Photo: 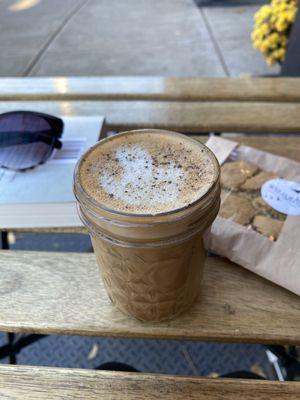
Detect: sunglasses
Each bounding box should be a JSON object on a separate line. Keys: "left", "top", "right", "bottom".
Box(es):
{"left": 0, "top": 111, "right": 64, "bottom": 171}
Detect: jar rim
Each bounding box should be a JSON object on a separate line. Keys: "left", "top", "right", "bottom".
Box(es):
{"left": 74, "top": 129, "right": 220, "bottom": 220}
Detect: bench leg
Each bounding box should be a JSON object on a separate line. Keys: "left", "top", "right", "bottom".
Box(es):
{"left": 1, "top": 232, "right": 15, "bottom": 363}
{"left": 7, "top": 333, "right": 16, "bottom": 364}
{"left": 0, "top": 334, "right": 47, "bottom": 364}
{"left": 1, "top": 232, "right": 9, "bottom": 250}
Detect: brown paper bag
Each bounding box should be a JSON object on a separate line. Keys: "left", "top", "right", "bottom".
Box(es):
{"left": 205, "top": 136, "right": 300, "bottom": 295}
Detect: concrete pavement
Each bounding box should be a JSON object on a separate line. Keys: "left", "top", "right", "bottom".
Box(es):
{"left": 202, "top": 6, "right": 279, "bottom": 76}
{"left": 0, "top": 0, "right": 278, "bottom": 77}
{"left": 0, "top": 0, "right": 86, "bottom": 76}
{"left": 29, "top": 0, "right": 225, "bottom": 77}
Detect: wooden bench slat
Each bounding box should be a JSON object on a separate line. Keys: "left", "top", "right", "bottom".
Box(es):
{"left": 223, "top": 136, "right": 300, "bottom": 162}
{"left": 0, "top": 250, "right": 299, "bottom": 344}
{"left": 1, "top": 365, "right": 299, "bottom": 400}
{"left": 0, "top": 100, "right": 300, "bottom": 133}
{"left": 1, "top": 77, "right": 300, "bottom": 102}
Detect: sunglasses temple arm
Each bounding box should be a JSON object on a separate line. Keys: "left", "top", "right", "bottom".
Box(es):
{"left": 53, "top": 138, "right": 63, "bottom": 149}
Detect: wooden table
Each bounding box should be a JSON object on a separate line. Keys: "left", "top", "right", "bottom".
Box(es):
{"left": 0, "top": 77, "right": 300, "bottom": 399}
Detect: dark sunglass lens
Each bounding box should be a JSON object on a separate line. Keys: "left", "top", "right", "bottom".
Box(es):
{"left": 0, "top": 113, "right": 50, "bottom": 134}
{"left": 0, "top": 113, "right": 54, "bottom": 170}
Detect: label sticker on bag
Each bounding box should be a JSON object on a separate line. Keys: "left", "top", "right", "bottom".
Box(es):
{"left": 261, "top": 179, "right": 300, "bottom": 215}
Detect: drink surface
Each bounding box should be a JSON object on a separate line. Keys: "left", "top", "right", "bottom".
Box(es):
{"left": 79, "top": 130, "right": 218, "bottom": 215}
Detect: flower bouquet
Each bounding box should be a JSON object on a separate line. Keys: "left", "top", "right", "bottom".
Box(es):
{"left": 251, "top": 0, "right": 298, "bottom": 65}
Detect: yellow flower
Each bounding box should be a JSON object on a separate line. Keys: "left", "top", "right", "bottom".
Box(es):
{"left": 251, "top": 30, "right": 261, "bottom": 41}
{"left": 259, "top": 5, "right": 272, "bottom": 19}
{"left": 266, "top": 56, "right": 275, "bottom": 66}
{"left": 270, "top": 14, "right": 278, "bottom": 24}
{"left": 260, "top": 39, "right": 271, "bottom": 52}
{"left": 286, "top": 10, "right": 297, "bottom": 23}
{"left": 253, "top": 41, "right": 259, "bottom": 50}
{"left": 271, "top": 0, "right": 282, "bottom": 5}
{"left": 275, "top": 18, "right": 288, "bottom": 31}
{"left": 268, "top": 32, "right": 280, "bottom": 48}
{"left": 273, "top": 47, "right": 286, "bottom": 61}
{"left": 279, "top": 51, "right": 286, "bottom": 62}
{"left": 276, "top": 4, "right": 288, "bottom": 12}
{"left": 260, "top": 22, "right": 271, "bottom": 35}
{"left": 275, "top": 35, "right": 287, "bottom": 47}
{"left": 251, "top": 0, "right": 297, "bottom": 66}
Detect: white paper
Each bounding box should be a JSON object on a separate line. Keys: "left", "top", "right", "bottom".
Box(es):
{"left": 261, "top": 178, "right": 300, "bottom": 215}
{"left": 48, "top": 137, "right": 87, "bottom": 164}
{"left": 205, "top": 135, "right": 238, "bottom": 165}
{"left": 0, "top": 116, "right": 102, "bottom": 204}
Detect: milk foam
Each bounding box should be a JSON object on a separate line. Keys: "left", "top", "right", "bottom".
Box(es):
{"left": 79, "top": 130, "right": 218, "bottom": 214}
{"left": 100, "top": 145, "right": 185, "bottom": 206}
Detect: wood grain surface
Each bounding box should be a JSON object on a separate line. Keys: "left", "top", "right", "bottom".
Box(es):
{"left": 1, "top": 77, "right": 300, "bottom": 102}
{"left": 0, "top": 365, "right": 299, "bottom": 399}
{"left": 0, "top": 250, "right": 299, "bottom": 344}
{"left": 0, "top": 100, "right": 300, "bottom": 133}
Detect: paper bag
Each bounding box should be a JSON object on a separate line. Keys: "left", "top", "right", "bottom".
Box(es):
{"left": 205, "top": 136, "right": 300, "bottom": 295}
